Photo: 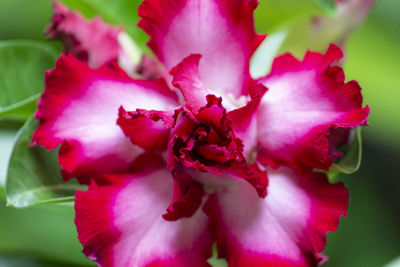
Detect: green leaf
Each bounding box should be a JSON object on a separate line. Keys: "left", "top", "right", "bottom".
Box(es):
{"left": 0, "top": 200, "right": 94, "bottom": 266}
{"left": 332, "top": 127, "right": 363, "bottom": 173}
{"left": 315, "top": 0, "right": 336, "bottom": 14}
{"left": 5, "top": 117, "right": 86, "bottom": 208}
{"left": 0, "top": 0, "right": 53, "bottom": 41}
{"left": 327, "top": 127, "right": 363, "bottom": 181}
{"left": 0, "top": 94, "right": 40, "bottom": 121}
{"left": 60, "top": 0, "right": 148, "bottom": 50}
{"left": 0, "top": 40, "right": 59, "bottom": 121}
{"left": 384, "top": 256, "right": 400, "bottom": 267}
{"left": 0, "top": 255, "right": 88, "bottom": 267}
{"left": 0, "top": 129, "right": 18, "bottom": 188}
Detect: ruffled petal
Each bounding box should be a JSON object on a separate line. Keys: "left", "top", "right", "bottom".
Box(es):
{"left": 75, "top": 154, "right": 212, "bottom": 267}
{"left": 32, "top": 54, "right": 178, "bottom": 183}
{"left": 257, "top": 44, "right": 369, "bottom": 174}
{"left": 47, "top": 1, "right": 122, "bottom": 68}
{"left": 138, "top": 0, "right": 265, "bottom": 97}
{"left": 228, "top": 84, "right": 267, "bottom": 157}
{"left": 162, "top": 94, "right": 268, "bottom": 220}
{"left": 170, "top": 54, "right": 210, "bottom": 112}
{"left": 117, "top": 107, "right": 175, "bottom": 151}
{"left": 204, "top": 166, "right": 348, "bottom": 266}
{"left": 167, "top": 96, "right": 241, "bottom": 176}
{"left": 171, "top": 54, "right": 267, "bottom": 157}
{"left": 162, "top": 172, "right": 205, "bottom": 221}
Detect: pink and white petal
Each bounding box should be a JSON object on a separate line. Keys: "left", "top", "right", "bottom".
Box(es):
{"left": 75, "top": 164, "right": 212, "bottom": 267}
{"left": 204, "top": 167, "right": 348, "bottom": 266}
{"left": 170, "top": 54, "right": 210, "bottom": 112}
{"left": 138, "top": 0, "right": 265, "bottom": 97}
{"left": 257, "top": 44, "right": 369, "bottom": 173}
{"left": 47, "top": 2, "right": 122, "bottom": 68}
{"left": 32, "top": 54, "right": 178, "bottom": 183}
{"left": 186, "top": 160, "right": 268, "bottom": 200}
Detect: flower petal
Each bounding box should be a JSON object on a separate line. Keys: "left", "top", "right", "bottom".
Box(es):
{"left": 47, "top": 1, "right": 122, "bottom": 68}
{"left": 75, "top": 155, "right": 212, "bottom": 267}
{"left": 257, "top": 44, "right": 369, "bottom": 174}
{"left": 167, "top": 95, "right": 268, "bottom": 207}
{"left": 162, "top": 172, "right": 205, "bottom": 221}
{"left": 171, "top": 54, "right": 267, "bottom": 158}
{"left": 170, "top": 54, "right": 210, "bottom": 112}
{"left": 32, "top": 54, "right": 178, "bottom": 183}
{"left": 204, "top": 166, "right": 348, "bottom": 266}
{"left": 228, "top": 84, "right": 267, "bottom": 157}
{"left": 138, "top": 0, "right": 265, "bottom": 97}
{"left": 117, "top": 107, "right": 175, "bottom": 151}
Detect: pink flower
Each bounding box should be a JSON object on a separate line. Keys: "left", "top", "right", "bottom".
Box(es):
{"left": 46, "top": 1, "right": 123, "bottom": 68}
{"left": 32, "top": 0, "right": 369, "bottom": 266}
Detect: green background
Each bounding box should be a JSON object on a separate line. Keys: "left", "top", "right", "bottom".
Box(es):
{"left": 0, "top": 0, "right": 399, "bottom": 266}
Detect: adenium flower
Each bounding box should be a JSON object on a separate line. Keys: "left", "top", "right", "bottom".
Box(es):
{"left": 47, "top": 1, "right": 164, "bottom": 79}
{"left": 46, "top": 1, "right": 123, "bottom": 68}
{"left": 32, "top": 0, "right": 369, "bottom": 266}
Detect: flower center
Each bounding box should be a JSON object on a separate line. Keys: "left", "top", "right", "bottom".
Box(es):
{"left": 175, "top": 123, "right": 241, "bottom": 171}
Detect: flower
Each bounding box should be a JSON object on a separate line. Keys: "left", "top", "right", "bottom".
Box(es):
{"left": 32, "top": 0, "right": 369, "bottom": 266}
{"left": 46, "top": 1, "right": 123, "bottom": 68}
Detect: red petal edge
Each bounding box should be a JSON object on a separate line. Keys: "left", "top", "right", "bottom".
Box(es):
{"left": 32, "top": 54, "right": 177, "bottom": 184}
{"left": 75, "top": 153, "right": 213, "bottom": 267}
{"left": 257, "top": 44, "right": 369, "bottom": 174}
{"left": 204, "top": 167, "right": 348, "bottom": 266}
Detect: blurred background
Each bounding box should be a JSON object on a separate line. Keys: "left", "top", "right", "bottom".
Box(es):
{"left": 0, "top": 0, "right": 399, "bottom": 266}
